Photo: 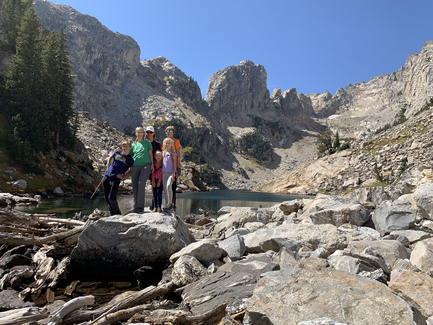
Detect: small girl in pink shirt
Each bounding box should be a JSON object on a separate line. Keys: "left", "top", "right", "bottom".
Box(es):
{"left": 151, "top": 151, "right": 163, "bottom": 212}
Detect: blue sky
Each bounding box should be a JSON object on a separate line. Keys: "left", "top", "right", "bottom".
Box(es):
{"left": 51, "top": 0, "right": 432, "bottom": 98}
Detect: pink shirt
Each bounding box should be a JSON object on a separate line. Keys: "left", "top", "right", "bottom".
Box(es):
{"left": 151, "top": 161, "right": 163, "bottom": 182}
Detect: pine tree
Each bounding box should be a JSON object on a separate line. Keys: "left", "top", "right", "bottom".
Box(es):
{"left": 42, "top": 28, "right": 76, "bottom": 149}
{"left": 333, "top": 131, "right": 340, "bottom": 150}
{"left": 4, "top": 3, "right": 48, "bottom": 152}
{"left": 316, "top": 130, "right": 334, "bottom": 157}
{"left": 0, "top": 0, "right": 31, "bottom": 53}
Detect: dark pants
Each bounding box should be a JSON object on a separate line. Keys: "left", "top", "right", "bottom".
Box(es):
{"left": 102, "top": 175, "right": 121, "bottom": 215}
{"left": 152, "top": 184, "right": 163, "bottom": 208}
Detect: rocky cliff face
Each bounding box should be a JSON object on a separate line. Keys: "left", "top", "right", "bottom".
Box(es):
{"left": 259, "top": 107, "right": 433, "bottom": 196}
{"left": 32, "top": 0, "right": 433, "bottom": 192}
{"left": 308, "top": 41, "right": 433, "bottom": 138}
{"left": 32, "top": 0, "right": 322, "bottom": 190}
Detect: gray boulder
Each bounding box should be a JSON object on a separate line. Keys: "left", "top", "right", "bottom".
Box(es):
{"left": 69, "top": 213, "right": 195, "bottom": 278}
{"left": 244, "top": 258, "right": 420, "bottom": 325}
{"left": 327, "top": 254, "right": 377, "bottom": 275}
{"left": 171, "top": 255, "right": 207, "bottom": 287}
{"left": 182, "top": 270, "right": 257, "bottom": 316}
{"left": 307, "top": 203, "right": 370, "bottom": 227}
{"left": 297, "top": 318, "right": 347, "bottom": 325}
{"left": 413, "top": 183, "right": 433, "bottom": 220}
{"left": 217, "top": 234, "right": 246, "bottom": 261}
{"left": 12, "top": 179, "right": 27, "bottom": 190}
{"left": 242, "top": 223, "right": 348, "bottom": 254}
{"left": 344, "top": 186, "right": 390, "bottom": 206}
{"left": 212, "top": 207, "right": 273, "bottom": 237}
{"left": 391, "top": 229, "right": 432, "bottom": 244}
{"left": 169, "top": 239, "right": 225, "bottom": 266}
{"left": 279, "top": 200, "right": 303, "bottom": 213}
{"left": 410, "top": 238, "right": 433, "bottom": 275}
{"left": 219, "top": 254, "right": 279, "bottom": 280}
{"left": 347, "top": 240, "right": 410, "bottom": 269}
{"left": 372, "top": 199, "right": 416, "bottom": 235}
{"left": 53, "top": 187, "right": 64, "bottom": 194}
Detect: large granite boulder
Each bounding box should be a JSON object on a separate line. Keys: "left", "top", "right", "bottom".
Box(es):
{"left": 307, "top": 203, "right": 370, "bottom": 227}
{"left": 217, "top": 234, "right": 246, "bottom": 261}
{"left": 244, "top": 259, "right": 421, "bottom": 325}
{"left": 389, "top": 269, "right": 433, "bottom": 319}
{"left": 371, "top": 198, "right": 417, "bottom": 235}
{"left": 182, "top": 270, "right": 257, "bottom": 316}
{"left": 171, "top": 255, "right": 207, "bottom": 287}
{"left": 344, "top": 186, "right": 390, "bottom": 206}
{"left": 347, "top": 240, "right": 410, "bottom": 268}
{"left": 169, "top": 239, "right": 225, "bottom": 266}
{"left": 413, "top": 183, "right": 433, "bottom": 220}
{"left": 69, "top": 213, "right": 195, "bottom": 279}
{"left": 242, "top": 223, "right": 348, "bottom": 254}
{"left": 212, "top": 207, "right": 274, "bottom": 237}
{"left": 410, "top": 238, "right": 433, "bottom": 275}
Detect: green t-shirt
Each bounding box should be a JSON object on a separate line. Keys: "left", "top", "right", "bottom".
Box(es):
{"left": 130, "top": 140, "right": 152, "bottom": 165}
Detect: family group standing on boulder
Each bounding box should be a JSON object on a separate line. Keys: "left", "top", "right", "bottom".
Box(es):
{"left": 102, "top": 125, "right": 182, "bottom": 215}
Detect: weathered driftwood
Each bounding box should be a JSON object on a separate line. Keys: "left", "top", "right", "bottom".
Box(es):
{"left": 19, "top": 248, "right": 70, "bottom": 300}
{"left": 130, "top": 302, "right": 229, "bottom": 325}
{"left": 36, "top": 216, "right": 85, "bottom": 227}
{"left": 64, "top": 279, "right": 80, "bottom": 296}
{"left": 47, "top": 295, "right": 95, "bottom": 325}
{"left": 0, "top": 307, "right": 49, "bottom": 325}
{"left": 88, "top": 300, "right": 173, "bottom": 325}
{"left": 0, "top": 219, "right": 90, "bottom": 247}
{"left": 19, "top": 253, "right": 55, "bottom": 299}
{"left": 47, "top": 256, "right": 70, "bottom": 288}
{"left": 0, "top": 224, "right": 51, "bottom": 235}
{"left": 0, "top": 209, "right": 71, "bottom": 229}
{"left": 0, "top": 266, "right": 33, "bottom": 290}
{"left": 61, "top": 281, "right": 173, "bottom": 325}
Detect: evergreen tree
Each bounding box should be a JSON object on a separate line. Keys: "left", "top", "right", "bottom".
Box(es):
{"left": 42, "top": 28, "right": 76, "bottom": 149}
{"left": 333, "top": 131, "right": 340, "bottom": 150}
{"left": 316, "top": 130, "right": 334, "bottom": 157}
{"left": 0, "top": 0, "right": 31, "bottom": 53}
{"left": 4, "top": 3, "right": 48, "bottom": 152}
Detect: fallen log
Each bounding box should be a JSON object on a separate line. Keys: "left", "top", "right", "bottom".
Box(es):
{"left": 129, "top": 302, "right": 228, "bottom": 325}
{"left": 0, "top": 219, "right": 91, "bottom": 247}
{"left": 88, "top": 300, "right": 173, "bottom": 325}
{"left": 0, "top": 266, "right": 34, "bottom": 290}
{"left": 47, "top": 256, "right": 71, "bottom": 288}
{"left": 47, "top": 295, "right": 95, "bottom": 325}
{"left": 0, "top": 307, "right": 49, "bottom": 325}
{"left": 19, "top": 247, "right": 70, "bottom": 300}
{"left": 61, "top": 281, "right": 173, "bottom": 325}
{"left": 35, "top": 216, "right": 85, "bottom": 227}
{"left": 0, "top": 224, "right": 51, "bottom": 235}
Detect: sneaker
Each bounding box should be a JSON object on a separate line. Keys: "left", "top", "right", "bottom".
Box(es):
{"left": 157, "top": 207, "right": 161, "bottom": 212}
{"left": 152, "top": 207, "right": 157, "bottom": 212}
{"left": 164, "top": 204, "right": 173, "bottom": 212}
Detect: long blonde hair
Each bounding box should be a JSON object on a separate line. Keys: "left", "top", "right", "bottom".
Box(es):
{"left": 134, "top": 126, "right": 145, "bottom": 143}
{"left": 163, "top": 138, "right": 175, "bottom": 156}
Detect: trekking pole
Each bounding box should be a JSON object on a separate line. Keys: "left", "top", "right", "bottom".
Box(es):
{"left": 90, "top": 177, "right": 103, "bottom": 199}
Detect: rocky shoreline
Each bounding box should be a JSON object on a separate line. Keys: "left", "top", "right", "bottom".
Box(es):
{"left": 1, "top": 175, "right": 433, "bottom": 324}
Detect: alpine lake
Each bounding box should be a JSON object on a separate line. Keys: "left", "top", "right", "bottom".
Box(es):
{"left": 15, "top": 189, "right": 306, "bottom": 219}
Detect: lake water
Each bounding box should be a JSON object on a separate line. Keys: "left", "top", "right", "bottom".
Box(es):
{"left": 16, "top": 189, "right": 306, "bottom": 218}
